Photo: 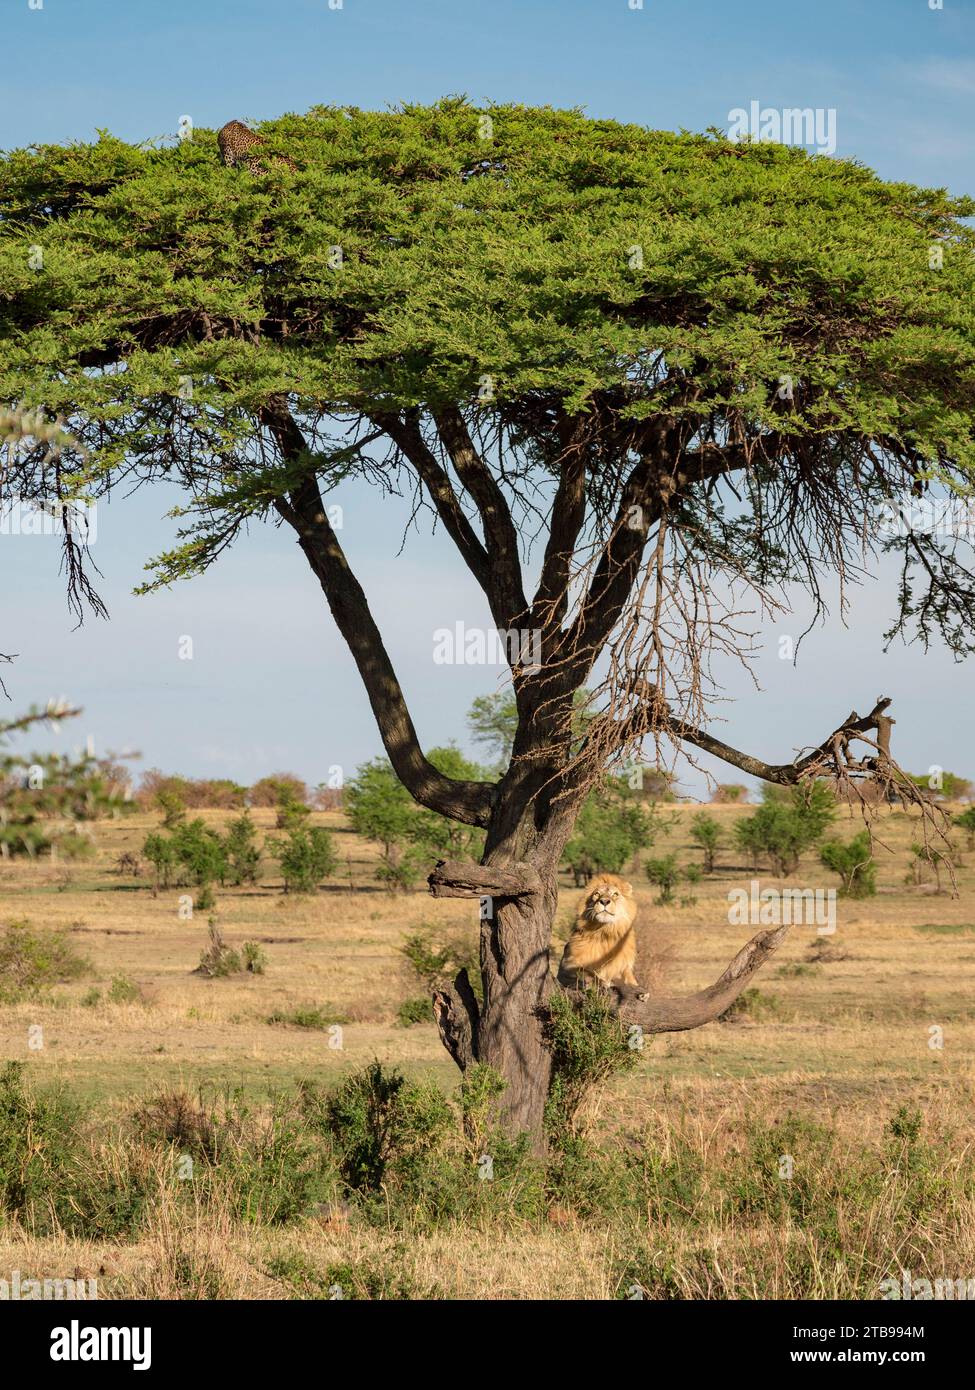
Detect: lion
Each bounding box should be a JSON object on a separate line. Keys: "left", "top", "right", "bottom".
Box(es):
{"left": 557, "top": 873, "right": 639, "bottom": 990}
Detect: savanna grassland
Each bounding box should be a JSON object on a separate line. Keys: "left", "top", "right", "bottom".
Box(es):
{"left": 1, "top": 800, "right": 974, "bottom": 1300}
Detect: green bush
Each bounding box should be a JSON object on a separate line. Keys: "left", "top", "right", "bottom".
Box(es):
{"left": 242, "top": 941, "right": 267, "bottom": 975}
{"left": 954, "top": 805, "right": 975, "bottom": 849}
{"left": 544, "top": 987, "right": 638, "bottom": 1142}
{"left": 689, "top": 811, "right": 723, "bottom": 871}
{"left": 315, "top": 1061, "right": 452, "bottom": 1193}
{"left": 396, "top": 996, "right": 432, "bottom": 1027}
{"left": 274, "top": 787, "right": 311, "bottom": 831}
{"left": 645, "top": 853, "right": 680, "bottom": 904}
{"left": 735, "top": 782, "right": 836, "bottom": 875}
{"left": 819, "top": 830, "right": 877, "bottom": 897}
{"left": 266, "top": 1005, "right": 344, "bottom": 1030}
{"left": 108, "top": 974, "right": 141, "bottom": 1004}
{"left": 0, "top": 920, "right": 90, "bottom": 998}
{"left": 156, "top": 788, "right": 187, "bottom": 829}
{"left": 268, "top": 826, "right": 336, "bottom": 893}
{"left": 225, "top": 813, "right": 261, "bottom": 885}
{"left": 142, "top": 818, "right": 228, "bottom": 894}
{"left": 142, "top": 830, "right": 178, "bottom": 887}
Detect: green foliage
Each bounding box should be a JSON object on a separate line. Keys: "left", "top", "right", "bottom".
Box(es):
{"left": 735, "top": 782, "right": 836, "bottom": 875}
{"left": 196, "top": 920, "right": 243, "bottom": 977}
{"left": 396, "top": 997, "right": 432, "bottom": 1028}
{"left": 0, "top": 713, "right": 133, "bottom": 860}
{"left": 241, "top": 941, "right": 267, "bottom": 975}
{"left": 224, "top": 813, "right": 261, "bottom": 885}
{"left": 142, "top": 817, "right": 228, "bottom": 892}
{"left": 268, "top": 825, "right": 336, "bottom": 893}
{"left": 466, "top": 692, "right": 518, "bottom": 772}
{"left": 346, "top": 751, "right": 486, "bottom": 891}
{"left": 954, "top": 805, "right": 975, "bottom": 849}
{"left": 644, "top": 853, "right": 681, "bottom": 904}
{"left": 174, "top": 819, "right": 229, "bottom": 886}
{"left": 411, "top": 746, "right": 489, "bottom": 859}
{"left": 563, "top": 776, "right": 659, "bottom": 884}
{"left": 544, "top": 987, "right": 639, "bottom": 1142}
{"left": 141, "top": 831, "right": 177, "bottom": 887}
{"left": 3, "top": 106, "right": 974, "bottom": 656}
{"left": 345, "top": 758, "right": 418, "bottom": 866}
{"left": 0, "top": 920, "right": 90, "bottom": 999}
{"left": 155, "top": 788, "right": 187, "bottom": 829}
{"left": 400, "top": 927, "right": 480, "bottom": 1002}
{"left": 274, "top": 786, "right": 311, "bottom": 830}
{"left": 819, "top": 830, "right": 877, "bottom": 897}
{"left": 107, "top": 974, "right": 141, "bottom": 1005}
{"left": 689, "top": 811, "right": 723, "bottom": 871}
{"left": 0, "top": 1063, "right": 155, "bottom": 1239}
{"left": 316, "top": 1062, "right": 452, "bottom": 1193}
{"left": 266, "top": 1005, "right": 344, "bottom": 1030}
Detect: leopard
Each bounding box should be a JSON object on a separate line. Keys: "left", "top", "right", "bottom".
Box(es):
{"left": 217, "top": 120, "right": 296, "bottom": 174}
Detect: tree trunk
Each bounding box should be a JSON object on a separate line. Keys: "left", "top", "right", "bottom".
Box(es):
{"left": 476, "top": 873, "right": 558, "bottom": 1143}
{"left": 458, "top": 754, "right": 580, "bottom": 1147}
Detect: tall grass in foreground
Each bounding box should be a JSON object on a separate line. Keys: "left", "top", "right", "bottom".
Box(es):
{"left": 1, "top": 1061, "right": 973, "bottom": 1299}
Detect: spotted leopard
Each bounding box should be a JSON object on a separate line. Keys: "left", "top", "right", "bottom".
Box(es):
{"left": 217, "top": 120, "right": 296, "bottom": 174}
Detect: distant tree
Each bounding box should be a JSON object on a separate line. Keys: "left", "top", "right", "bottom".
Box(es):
{"left": 248, "top": 774, "right": 309, "bottom": 809}
{"left": 0, "top": 701, "right": 131, "bottom": 860}
{"left": 346, "top": 748, "right": 487, "bottom": 890}
{"left": 344, "top": 757, "right": 424, "bottom": 889}
{"left": 274, "top": 785, "right": 311, "bottom": 830}
{"left": 467, "top": 692, "right": 519, "bottom": 773}
{"left": 689, "top": 811, "right": 723, "bottom": 872}
{"left": 735, "top": 782, "right": 836, "bottom": 877}
{"left": 908, "top": 770, "right": 971, "bottom": 802}
{"left": 268, "top": 825, "right": 337, "bottom": 893}
{"left": 819, "top": 831, "right": 877, "bottom": 897}
{"left": 141, "top": 818, "right": 228, "bottom": 905}
{"left": 562, "top": 777, "right": 658, "bottom": 885}
{"left": 138, "top": 770, "right": 247, "bottom": 811}
{"left": 155, "top": 788, "right": 186, "bottom": 829}
{"left": 645, "top": 853, "right": 681, "bottom": 905}
{"left": 224, "top": 813, "right": 261, "bottom": 886}
{"left": 710, "top": 784, "right": 747, "bottom": 804}
{"left": 954, "top": 805, "right": 975, "bottom": 850}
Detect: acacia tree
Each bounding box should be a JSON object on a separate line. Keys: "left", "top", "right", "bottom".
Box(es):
{"left": 2, "top": 102, "right": 974, "bottom": 1141}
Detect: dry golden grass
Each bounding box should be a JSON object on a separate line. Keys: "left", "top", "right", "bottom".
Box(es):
{"left": 1, "top": 798, "right": 973, "bottom": 1298}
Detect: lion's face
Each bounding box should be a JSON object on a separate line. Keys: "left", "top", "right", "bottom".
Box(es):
{"left": 578, "top": 875, "right": 635, "bottom": 930}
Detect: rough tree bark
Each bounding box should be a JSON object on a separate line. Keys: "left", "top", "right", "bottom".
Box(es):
{"left": 263, "top": 396, "right": 915, "bottom": 1146}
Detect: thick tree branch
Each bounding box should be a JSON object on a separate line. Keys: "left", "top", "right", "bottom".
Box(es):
{"left": 603, "top": 925, "right": 790, "bottom": 1031}
{"left": 262, "top": 403, "right": 495, "bottom": 828}
{"left": 554, "top": 429, "right": 769, "bottom": 692}
{"left": 372, "top": 411, "right": 494, "bottom": 600}
{"left": 428, "top": 858, "right": 543, "bottom": 899}
{"left": 432, "top": 968, "right": 480, "bottom": 1072}
{"left": 530, "top": 417, "right": 588, "bottom": 636}
{"left": 659, "top": 692, "right": 897, "bottom": 785}
{"left": 432, "top": 406, "right": 530, "bottom": 627}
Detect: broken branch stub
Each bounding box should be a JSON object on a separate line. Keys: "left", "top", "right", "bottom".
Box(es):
{"left": 427, "top": 859, "right": 543, "bottom": 900}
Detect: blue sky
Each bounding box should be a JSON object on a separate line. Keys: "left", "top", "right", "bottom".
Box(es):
{"left": 2, "top": 0, "right": 973, "bottom": 795}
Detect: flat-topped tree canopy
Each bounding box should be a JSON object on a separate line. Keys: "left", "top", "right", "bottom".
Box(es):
{"left": 3, "top": 101, "right": 974, "bottom": 1138}
{"left": 2, "top": 101, "right": 974, "bottom": 645}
